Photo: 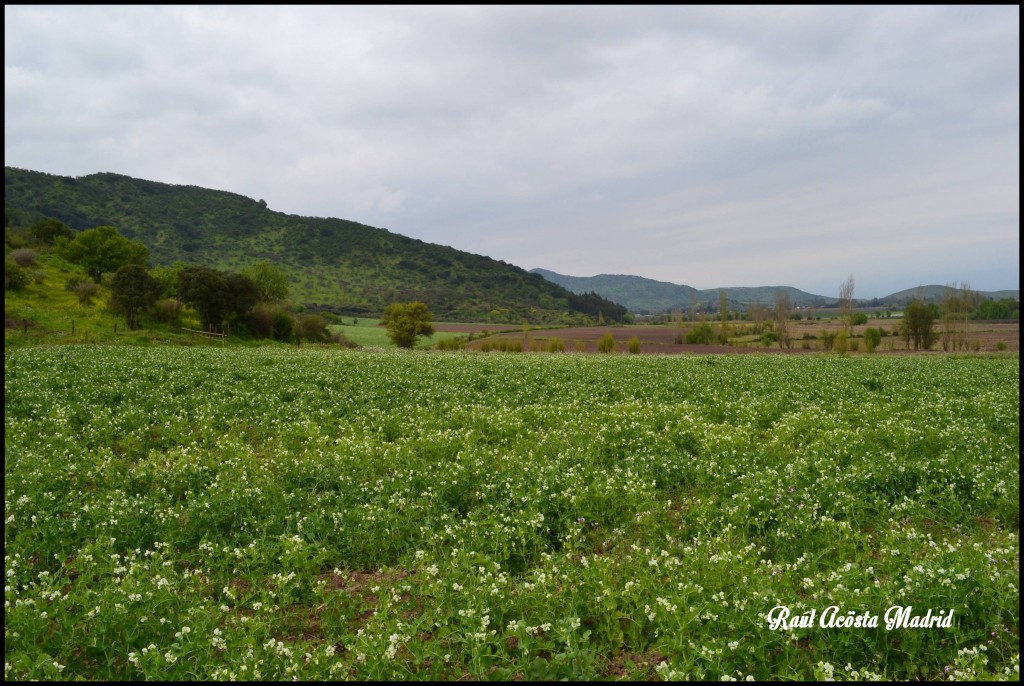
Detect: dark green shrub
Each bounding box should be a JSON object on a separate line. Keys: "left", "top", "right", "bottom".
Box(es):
{"left": 272, "top": 310, "right": 295, "bottom": 341}
{"left": 597, "top": 333, "right": 615, "bottom": 353}
{"left": 295, "top": 314, "right": 329, "bottom": 343}
{"left": 628, "top": 337, "right": 641, "bottom": 354}
{"left": 864, "top": 327, "right": 881, "bottom": 353}
{"left": 686, "top": 323, "right": 716, "bottom": 345}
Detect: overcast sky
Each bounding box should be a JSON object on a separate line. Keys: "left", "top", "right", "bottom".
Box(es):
{"left": 5, "top": 6, "right": 1019, "bottom": 298}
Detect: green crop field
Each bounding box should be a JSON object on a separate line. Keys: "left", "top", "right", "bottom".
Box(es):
{"left": 4, "top": 347, "right": 1019, "bottom": 680}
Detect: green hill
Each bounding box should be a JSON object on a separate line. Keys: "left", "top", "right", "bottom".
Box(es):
{"left": 531, "top": 268, "right": 838, "bottom": 313}
{"left": 4, "top": 167, "right": 623, "bottom": 323}
{"left": 532, "top": 269, "right": 1018, "bottom": 313}
{"left": 880, "top": 285, "right": 1019, "bottom": 306}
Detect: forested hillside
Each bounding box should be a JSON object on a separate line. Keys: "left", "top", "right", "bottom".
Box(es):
{"left": 4, "top": 167, "right": 625, "bottom": 322}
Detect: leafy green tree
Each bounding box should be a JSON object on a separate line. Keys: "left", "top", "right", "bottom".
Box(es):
{"left": 151, "top": 261, "right": 188, "bottom": 299}
{"left": 686, "top": 322, "right": 716, "bottom": 344}
{"left": 241, "top": 260, "right": 290, "bottom": 303}
{"left": 223, "top": 273, "right": 261, "bottom": 325}
{"left": 58, "top": 225, "right": 148, "bottom": 281}
{"left": 111, "top": 264, "right": 162, "bottom": 330}
{"left": 381, "top": 301, "right": 434, "bottom": 349}
{"left": 178, "top": 267, "right": 260, "bottom": 332}
{"left": 902, "top": 300, "right": 937, "bottom": 350}
{"left": 28, "top": 218, "right": 73, "bottom": 245}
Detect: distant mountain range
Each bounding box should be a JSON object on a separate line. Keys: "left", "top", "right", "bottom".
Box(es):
{"left": 530, "top": 269, "right": 1018, "bottom": 314}
{"left": 3, "top": 167, "right": 625, "bottom": 322}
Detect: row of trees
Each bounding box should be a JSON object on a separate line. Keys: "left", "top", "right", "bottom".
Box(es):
{"left": 5, "top": 218, "right": 336, "bottom": 343}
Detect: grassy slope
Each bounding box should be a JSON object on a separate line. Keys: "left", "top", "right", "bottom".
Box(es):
{"left": 4, "top": 167, "right": 597, "bottom": 323}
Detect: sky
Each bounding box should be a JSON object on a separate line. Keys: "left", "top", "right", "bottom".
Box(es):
{"left": 4, "top": 6, "right": 1019, "bottom": 299}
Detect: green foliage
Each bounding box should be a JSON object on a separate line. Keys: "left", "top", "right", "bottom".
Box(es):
{"left": 66, "top": 274, "right": 100, "bottom": 305}
{"left": 150, "top": 298, "right": 183, "bottom": 326}
{"left": 864, "top": 327, "right": 882, "bottom": 353}
{"left": 57, "top": 225, "right": 149, "bottom": 281}
{"left": 295, "top": 313, "right": 329, "bottom": 343}
{"left": 110, "top": 264, "right": 162, "bottom": 330}
{"left": 628, "top": 336, "right": 641, "bottom": 354}
{"left": 759, "top": 331, "right": 777, "bottom": 347}
{"left": 150, "top": 262, "right": 187, "bottom": 299}
{"left": 834, "top": 330, "right": 848, "bottom": 355}
{"left": 381, "top": 301, "right": 434, "bottom": 349}
{"left": 272, "top": 309, "right": 295, "bottom": 341}
{"left": 820, "top": 329, "right": 836, "bottom": 351}
{"left": 996, "top": 341, "right": 1007, "bottom": 351}
{"left": 902, "top": 301, "right": 937, "bottom": 350}
{"left": 977, "top": 298, "right": 1017, "bottom": 320}
{"left": 566, "top": 291, "right": 629, "bottom": 323}
{"left": 3, "top": 349, "right": 1019, "bottom": 681}
{"left": 4, "top": 167, "right": 605, "bottom": 322}
{"left": 177, "top": 266, "right": 258, "bottom": 333}
{"left": 547, "top": 337, "right": 565, "bottom": 353}
{"left": 5, "top": 259, "right": 30, "bottom": 290}
{"left": 28, "top": 218, "right": 73, "bottom": 245}
{"left": 686, "top": 322, "right": 716, "bottom": 345}
{"left": 597, "top": 333, "right": 615, "bottom": 353}
{"left": 240, "top": 259, "right": 289, "bottom": 303}
{"left": 436, "top": 336, "right": 466, "bottom": 351}
{"left": 851, "top": 312, "right": 869, "bottom": 326}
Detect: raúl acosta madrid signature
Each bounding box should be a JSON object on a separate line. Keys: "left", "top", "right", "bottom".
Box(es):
{"left": 766, "top": 605, "right": 955, "bottom": 631}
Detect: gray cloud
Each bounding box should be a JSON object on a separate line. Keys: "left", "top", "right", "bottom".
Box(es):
{"left": 5, "top": 5, "right": 1018, "bottom": 297}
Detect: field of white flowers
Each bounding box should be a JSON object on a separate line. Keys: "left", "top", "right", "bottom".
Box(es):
{"left": 4, "top": 347, "right": 1019, "bottom": 680}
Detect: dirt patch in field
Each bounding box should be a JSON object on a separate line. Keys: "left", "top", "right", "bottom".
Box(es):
{"left": 459, "top": 320, "right": 1019, "bottom": 355}
{"left": 467, "top": 326, "right": 814, "bottom": 355}
{"left": 433, "top": 323, "right": 522, "bottom": 334}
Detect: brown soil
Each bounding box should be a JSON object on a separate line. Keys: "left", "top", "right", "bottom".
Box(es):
{"left": 457, "top": 319, "right": 1019, "bottom": 355}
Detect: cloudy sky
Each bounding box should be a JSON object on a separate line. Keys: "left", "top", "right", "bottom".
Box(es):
{"left": 5, "top": 6, "right": 1019, "bottom": 298}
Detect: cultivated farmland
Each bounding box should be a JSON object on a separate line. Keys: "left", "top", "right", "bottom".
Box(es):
{"left": 4, "top": 347, "right": 1019, "bottom": 680}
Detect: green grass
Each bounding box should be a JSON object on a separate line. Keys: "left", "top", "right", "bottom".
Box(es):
{"left": 4, "top": 348, "right": 1019, "bottom": 681}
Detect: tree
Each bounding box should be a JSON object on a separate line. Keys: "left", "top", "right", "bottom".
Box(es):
{"left": 28, "top": 218, "right": 73, "bottom": 245}
{"left": 111, "top": 264, "right": 161, "bottom": 330}
{"left": 902, "top": 300, "right": 936, "bottom": 350}
{"left": 839, "top": 274, "right": 855, "bottom": 335}
{"left": 178, "top": 267, "right": 260, "bottom": 332}
{"left": 719, "top": 290, "right": 730, "bottom": 342}
{"left": 58, "top": 225, "right": 149, "bottom": 281}
{"left": 686, "top": 322, "right": 716, "bottom": 344}
{"left": 150, "top": 261, "right": 188, "bottom": 299}
{"left": 179, "top": 266, "right": 229, "bottom": 332}
{"left": 774, "top": 290, "right": 792, "bottom": 349}
{"left": 223, "top": 273, "right": 261, "bottom": 325}
{"left": 241, "top": 260, "right": 289, "bottom": 303}
{"left": 380, "top": 301, "right": 434, "bottom": 349}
